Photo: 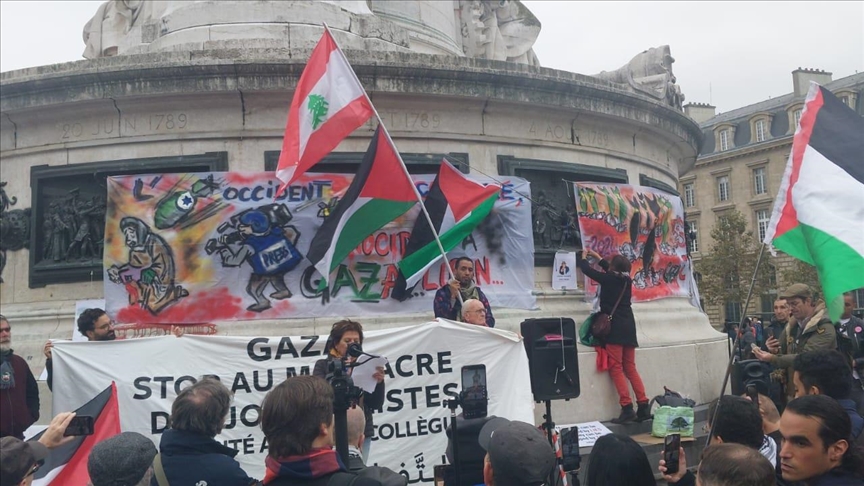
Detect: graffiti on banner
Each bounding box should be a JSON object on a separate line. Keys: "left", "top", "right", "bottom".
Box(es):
{"left": 104, "top": 172, "right": 535, "bottom": 324}
{"left": 574, "top": 183, "right": 697, "bottom": 303}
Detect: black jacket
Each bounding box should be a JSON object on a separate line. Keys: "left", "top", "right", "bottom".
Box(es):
{"left": 347, "top": 452, "right": 407, "bottom": 486}
{"left": 577, "top": 256, "right": 637, "bottom": 347}
{"left": 151, "top": 428, "right": 256, "bottom": 486}
{"left": 806, "top": 468, "right": 864, "bottom": 485}
{"left": 313, "top": 358, "right": 386, "bottom": 438}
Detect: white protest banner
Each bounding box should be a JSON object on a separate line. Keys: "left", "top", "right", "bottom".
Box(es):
{"left": 52, "top": 320, "right": 534, "bottom": 481}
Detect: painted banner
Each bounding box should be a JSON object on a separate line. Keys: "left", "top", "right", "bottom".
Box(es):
{"left": 575, "top": 183, "right": 697, "bottom": 303}
{"left": 51, "top": 320, "right": 535, "bottom": 481}
{"left": 104, "top": 172, "right": 535, "bottom": 324}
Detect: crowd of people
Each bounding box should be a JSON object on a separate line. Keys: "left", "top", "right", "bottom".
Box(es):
{"left": 2, "top": 250, "right": 864, "bottom": 485}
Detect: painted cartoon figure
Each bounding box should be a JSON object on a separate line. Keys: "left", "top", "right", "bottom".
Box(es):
{"left": 107, "top": 217, "right": 188, "bottom": 314}
{"left": 212, "top": 207, "right": 302, "bottom": 312}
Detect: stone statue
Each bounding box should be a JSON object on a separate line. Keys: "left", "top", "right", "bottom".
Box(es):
{"left": 0, "top": 182, "right": 31, "bottom": 283}
{"left": 82, "top": 0, "right": 543, "bottom": 66}
{"left": 459, "top": 0, "right": 541, "bottom": 65}
{"left": 593, "top": 45, "right": 685, "bottom": 110}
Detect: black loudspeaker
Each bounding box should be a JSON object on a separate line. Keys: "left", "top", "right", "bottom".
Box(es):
{"left": 731, "top": 359, "right": 772, "bottom": 397}
{"left": 520, "top": 318, "right": 580, "bottom": 402}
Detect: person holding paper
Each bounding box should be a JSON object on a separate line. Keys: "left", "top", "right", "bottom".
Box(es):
{"left": 313, "top": 320, "right": 385, "bottom": 461}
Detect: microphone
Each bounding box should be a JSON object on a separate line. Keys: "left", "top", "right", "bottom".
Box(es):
{"left": 347, "top": 342, "right": 381, "bottom": 360}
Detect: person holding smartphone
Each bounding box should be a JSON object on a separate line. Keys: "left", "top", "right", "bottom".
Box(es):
{"left": 578, "top": 249, "right": 649, "bottom": 424}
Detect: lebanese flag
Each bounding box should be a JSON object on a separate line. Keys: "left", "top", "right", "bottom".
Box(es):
{"left": 394, "top": 160, "right": 500, "bottom": 296}
{"left": 306, "top": 127, "right": 417, "bottom": 286}
{"left": 763, "top": 83, "right": 864, "bottom": 321}
{"left": 275, "top": 28, "right": 374, "bottom": 194}
{"left": 31, "top": 383, "right": 121, "bottom": 485}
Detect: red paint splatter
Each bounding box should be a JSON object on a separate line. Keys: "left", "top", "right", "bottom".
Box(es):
{"left": 116, "top": 287, "right": 244, "bottom": 324}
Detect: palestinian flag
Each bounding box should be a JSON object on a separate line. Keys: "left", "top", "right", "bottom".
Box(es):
{"left": 395, "top": 160, "right": 500, "bottom": 296}
{"left": 275, "top": 28, "right": 373, "bottom": 194}
{"left": 307, "top": 127, "right": 417, "bottom": 285}
{"left": 31, "top": 383, "right": 121, "bottom": 485}
{"left": 763, "top": 83, "right": 864, "bottom": 321}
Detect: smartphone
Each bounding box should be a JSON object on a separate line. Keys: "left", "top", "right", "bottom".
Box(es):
{"left": 64, "top": 415, "right": 95, "bottom": 436}
{"left": 461, "top": 364, "right": 487, "bottom": 419}
{"left": 560, "top": 426, "right": 581, "bottom": 472}
{"left": 664, "top": 434, "right": 681, "bottom": 475}
{"left": 433, "top": 464, "right": 452, "bottom": 486}
{"left": 767, "top": 328, "right": 774, "bottom": 339}
{"left": 747, "top": 384, "right": 759, "bottom": 406}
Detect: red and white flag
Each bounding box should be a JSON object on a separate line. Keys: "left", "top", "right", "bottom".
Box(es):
{"left": 275, "top": 28, "right": 373, "bottom": 194}
{"left": 30, "top": 383, "right": 121, "bottom": 485}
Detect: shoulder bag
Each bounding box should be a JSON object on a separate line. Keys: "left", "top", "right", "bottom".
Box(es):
{"left": 590, "top": 277, "right": 628, "bottom": 340}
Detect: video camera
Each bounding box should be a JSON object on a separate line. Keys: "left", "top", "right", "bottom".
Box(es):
{"left": 204, "top": 203, "right": 296, "bottom": 255}
{"left": 326, "top": 342, "right": 369, "bottom": 465}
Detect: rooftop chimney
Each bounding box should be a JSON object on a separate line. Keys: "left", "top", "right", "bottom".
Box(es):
{"left": 792, "top": 68, "right": 833, "bottom": 97}
{"left": 683, "top": 102, "right": 716, "bottom": 124}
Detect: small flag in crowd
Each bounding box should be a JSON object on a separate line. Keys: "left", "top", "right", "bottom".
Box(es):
{"left": 394, "top": 159, "right": 500, "bottom": 298}
{"left": 30, "top": 383, "right": 121, "bottom": 485}
{"left": 763, "top": 82, "right": 864, "bottom": 321}
{"left": 306, "top": 127, "right": 417, "bottom": 286}
{"left": 275, "top": 28, "right": 373, "bottom": 194}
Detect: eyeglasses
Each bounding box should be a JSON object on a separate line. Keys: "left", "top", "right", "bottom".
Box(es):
{"left": 0, "top": 327, "right": 10, "bottom": 333}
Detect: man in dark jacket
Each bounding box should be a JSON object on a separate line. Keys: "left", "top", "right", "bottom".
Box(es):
{"left": 260, "top": 376, "right": 381, "bottom": 486}
{"left": 0, "top": 315, "right": 39, "bottom": 440}
{"left": 791, "top": 350, "right": 864, "bottom": 439}
{"left": 152, "top": 378, "right": 257, "bottom": 486}
{"left": 346, "top": 407, "right": 406, "bottom": 486}
{"left": 836, "top": 292, "right": 864, "bottom": 415}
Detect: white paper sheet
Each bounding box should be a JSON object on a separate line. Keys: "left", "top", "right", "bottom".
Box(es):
{"left": 352, "top": 356, "right": 389, "bottom": 393}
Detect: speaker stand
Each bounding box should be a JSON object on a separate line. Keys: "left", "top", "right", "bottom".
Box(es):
{"left": 542, "top": 400, "right": 557, "bottom": 486}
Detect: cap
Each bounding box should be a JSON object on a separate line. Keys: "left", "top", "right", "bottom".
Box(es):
{"left": 780, "top": 283, "right": 812, "bottom": 301}
{"left": 0, "top": 436, "right": 49, "bottom": 486}
{"left": 478, "top": 418, "right": 556, "bottom": 485}
{"left": 87, "top": 432, "right": 157, "bottom": 486}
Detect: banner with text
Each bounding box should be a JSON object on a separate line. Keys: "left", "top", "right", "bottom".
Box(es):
{"left": 104, "top": 172, "right": 535, "bottom": 324}
{"left": 52, "top": 321, "right": 534, "bottom": 482}
{"left": 575, "top": 183, "right": 697, "bottom": 302}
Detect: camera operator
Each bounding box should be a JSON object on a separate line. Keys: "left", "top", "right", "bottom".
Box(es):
{"left": 313, "top": 320, "right": 385, "bottom": 461}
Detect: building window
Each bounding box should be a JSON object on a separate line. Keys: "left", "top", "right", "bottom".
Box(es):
{"left": 753, "top": 167, "right": 767, "bottom": 195}
{"left": 794, "top": 109, "right": 802, "bottom": 129}
{"left": 720, "top": 130, "right": 730, "bottom": 151}
{"left": 840, "top": 96, "right": 850, "bottom": 107}
{"left": 756, "top": 209, "right": 770, "bottom": 242}
{"left": 684, "top": 183, "right": 695, "bottom": 207}
{"left": 725, "top": 301, "right": 742, "bottom": 324}
{"left": 717, "top": 175, "right": 730, "bottom": 202}
{"left": 687, "top": 221, "right": 699, "bottom": 253}
{"left": 755, "top": 119, "right": 767, "bottom": 142}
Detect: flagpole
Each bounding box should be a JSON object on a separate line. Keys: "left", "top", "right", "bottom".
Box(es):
{"left": 322, "top": 23, "right": 463, "bottom": 305}
{"left": 704, "top": 242, "right": 767, "bottom": 448}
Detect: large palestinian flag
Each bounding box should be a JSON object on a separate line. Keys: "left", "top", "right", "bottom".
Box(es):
{"left": 275, "top": 28, "right": 373, "bottom": 193}
{"left": 31, "top": 383, "right": 121, "bottom": 485}
{"left": 306, "top": 127, "right": 417, "bottom": 286}
{"left": 395, "top": 160, "right": 500, "bottom": 296}
{"left": 763, "top": 83, "right": 864, "bottom": 321}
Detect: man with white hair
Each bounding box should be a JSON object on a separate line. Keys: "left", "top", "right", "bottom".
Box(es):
{"left": 461, "top": 299, "right": 489, "bottom": 327}
{"left": 0, "top": 315, "right": 39, "bottom": 440}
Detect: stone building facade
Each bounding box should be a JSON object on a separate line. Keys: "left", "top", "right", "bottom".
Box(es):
{"left": 680, "top": 69, "right": 864, "bottom": 327}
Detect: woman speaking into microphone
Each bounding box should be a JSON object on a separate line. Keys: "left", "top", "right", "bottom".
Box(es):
{"left": 313, "top": 320, "right": 385, "bottom": 460}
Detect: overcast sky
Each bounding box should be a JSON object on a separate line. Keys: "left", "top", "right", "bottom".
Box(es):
{"left": 1, "top": 1, "right": 861, "bottom": 113}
